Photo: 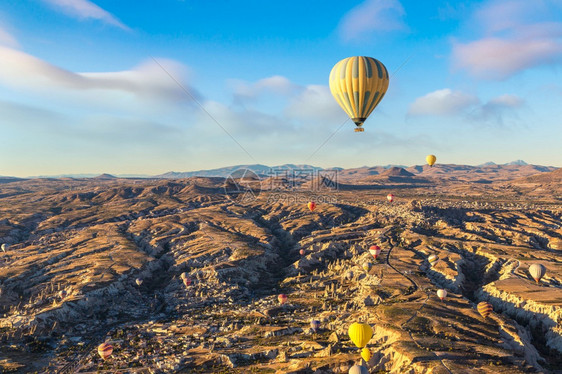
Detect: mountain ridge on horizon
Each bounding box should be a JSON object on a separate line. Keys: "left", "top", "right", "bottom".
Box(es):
{"left": 9, "top": 160, "right": 559, "bottom": 179}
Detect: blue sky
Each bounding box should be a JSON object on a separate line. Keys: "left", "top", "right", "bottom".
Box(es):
{"left": 0, "top": 0, "right": 561, "bottom": 177}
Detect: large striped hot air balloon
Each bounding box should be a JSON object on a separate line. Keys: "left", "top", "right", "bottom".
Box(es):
{"left": 426, "top": 155, "right": 437, "bottom": 167}
{"left": 529, "top": 264, "right": 546, "bottom": 284}
{"left": 477, "top": 301, "right": 493, "bottom": 318}
{"left": 387, "top": 194, "right": 394, "bottom": 203}
{"left": 348, "top": 322, "right": 373, "bottom": 348}
{"left": 98, "top": 342, "right": 113, "bottom": 360}
{"left": 349, "top": 364, "right": 369, "bottom": 374}
{"left": 369, "top": 245, "right": 381, "bottom": 260}
{"left": 428, "top": 254, "right": 439, "bottom": 267}
{"left": 278, "top": 294, "right": 288, "bottom": 305}
{"left": 329, "top": 56, "right": 389, "bottom": 132}
{"left": 437, "top": 289, "right": 447, "bottom": 301}
{"left": 308, "top": 201, "right": 316, "bottom": 212}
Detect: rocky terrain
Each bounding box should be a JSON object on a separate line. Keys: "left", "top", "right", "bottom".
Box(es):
{"left": 0, "top": 165, "right": 561, "bottom": 373}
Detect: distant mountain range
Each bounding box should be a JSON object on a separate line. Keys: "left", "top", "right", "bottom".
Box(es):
{"left": 9, "top": 160, "right": 557, "bottom": 180}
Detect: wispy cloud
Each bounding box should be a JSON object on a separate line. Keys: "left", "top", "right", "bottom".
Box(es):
{"left": 42, "top": 0, "right": 130, "bottom": 30}
{"left": 408, "top": 89, "right": 524, "bottom": 125}
{"left": 408, "top": 89, "right": 478, "bottom": 116}
{"left": 0, "top": 46, "right": 200, "bottom": 103}
{"left": 0, "top": 25, "right": 19, "bottom": 48}
{"left": 338, "top": 0, "right": 407, "bottom": 42}
{"left": 452, "top": 0, "right": 562, "bottom": 79}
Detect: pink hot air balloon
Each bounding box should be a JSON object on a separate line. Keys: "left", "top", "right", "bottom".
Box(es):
{"left": 278, "top": 294, "right": 288, "bottom": 305}
{"left": 387, "top": 194, "right": 394, "bottom": 203}
{"left": 369, "top": 245, "right": 381, "bottom": 260}
{"left": 299, "top": 249, "right": 305, "bottom": 256}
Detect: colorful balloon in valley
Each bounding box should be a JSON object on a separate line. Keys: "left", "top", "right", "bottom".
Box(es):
{"left": 348, "top": 322, "right": 373, "bottom": 348}
{"left": 278, "top": 294, "right": 288, "bottom": 305}
{"left": 363, "top": 262, "right": 373, "bottom": 273}
{"left": 329, "top": 56, "right": 389, "bottom": 132}
{"left": 135, "top": 278, "right": 143, "bottom": 286}
{"left": 183, "top": 277, "right": 192, "bottom": 287}
{"left": 98, "top": 342, "right": 113, "bottom": 360}
{"left": 310, "top": 319, "right": 321, "bottom": 332}
{"left": 477, "top": 301, "right": 493, "bottom": 318}
{"left": 437, "top": 289, "right": 447, "bottom": 301}
{"left": 308, "top": 201, "right": 316, "bottom": 212}
{"left": 428, "top": 254, "right": 439, "bottom": 267}
{"left": 529, "top": 264, "right": 546, "bottom": 284}
{"left": 59, "top": 290, "right": 67, "bottom": 299}
{"left": 369, "top": 245, "right": 381, "bottom": 260}
{"left": 426, "top": 155, "right": 437, "bottom": 167}
{"left": 361, "top": 347, "right": 372, "bottom": 362}
{"left": 387, "top": 194, "right": 394, "bottom": 203}
{"left": 300, "top": 249, "right": 306, "bottom": 256}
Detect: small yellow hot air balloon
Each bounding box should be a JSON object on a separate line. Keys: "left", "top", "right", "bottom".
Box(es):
{"left": 329, "top": 56, "right": 390, "bottom": 132}
{"left": 361, "top": 347, "right": 372, "bottom": 362}
{"left": 348, "top": 322, "right": 373, "bottom": 348}
{"left": 426, "top": 155, "right": 437, "bottom": 167}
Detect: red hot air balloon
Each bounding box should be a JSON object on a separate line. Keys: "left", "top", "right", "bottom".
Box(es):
{"left": 183, "top": 277, "right": 192, "bottom": 287}
{"left": 387, "top": 194, "right": 394, "bottom": 203}
{"left": 369, "top": 245, "right": 381, "bottom": 260}
{"left": 98, "top": 342, "right": 113, "bottom": 360}
{"left": 308, "top": 201, "right": 316, "bottom": 212}
{"left": 278, "top": 294, "right": 288, "bottom": 305}
{"left": 299, "top": 249, "right": 305, "bottom": 256}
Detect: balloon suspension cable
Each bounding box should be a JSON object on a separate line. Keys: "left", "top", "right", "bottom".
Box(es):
{"left": 150, "top": 56, "right": 256, "bottom": 163}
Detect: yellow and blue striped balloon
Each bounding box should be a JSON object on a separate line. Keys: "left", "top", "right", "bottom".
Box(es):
{"left": 329, "top": 56, "right": 389, "bottom": 132}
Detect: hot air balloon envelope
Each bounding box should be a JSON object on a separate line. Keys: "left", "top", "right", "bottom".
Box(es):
{"left": 426, "top": 155, "right": 437, "bottom": 167}
{"left": 529, "top": 263, "right": 546, "bottom": 284}
{"left": 329, "top": 56, "right": 389, "bottom": 132}
{"left": 348, "top": 322, "right": 373, "bottom": 348}
{"left": 308, "top": 201, "right": 316, "bottom": 212}
{"left": 477, "top": 301, "right": 493, "bottom": 318}
{"left": 98, "top": 342, "right": 113, "bottom": 360}
{"left": 349, "top": 364, "right": 369, "bottom": 374}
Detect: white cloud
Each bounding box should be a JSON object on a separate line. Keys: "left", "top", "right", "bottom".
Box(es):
{"left": 408, "top": 89, "right": 478, "bottom": 116}
{"left": 285, "top": 85, "right": 344, "bottom": 121}
{"left": 42, "top": 0, "right": 130, "bottom": 30}
{"left": 338, "top": 0, "right": 407, "bottom": 42}
{"left": 232, "top": 76, "right": 298, "bottom": 100}
{"left": 0, "top": 25, "right": 18, "bottom": 48}
{"left": 409, "top": 89, "right": 524, "bottom": 126}
{"left": 452, "top": 0, "right": 562, "bottom": 79}
{"left": 0, "top": 46, "right": 199, "bottom": 103}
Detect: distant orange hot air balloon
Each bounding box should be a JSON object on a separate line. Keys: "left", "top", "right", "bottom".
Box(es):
{"left": 369, "top": 245, "right": 381, "bottom": 260}
{"left": 300, "top": 249, "right": 305, "bottom": 256}
{"left": 387, "top": 194, "right": 394, "bottom": 203}
{"left": 308, "top": 201, "right": 316, "bottom": 212}
{"left": 278, "top": 294, "right": 288, "bottom": 305}
{"left": 98, "top": 342, "right": 113, "bottom": 360}
{"left": 477, "top": 301, "right": 493, "bottom": 318}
